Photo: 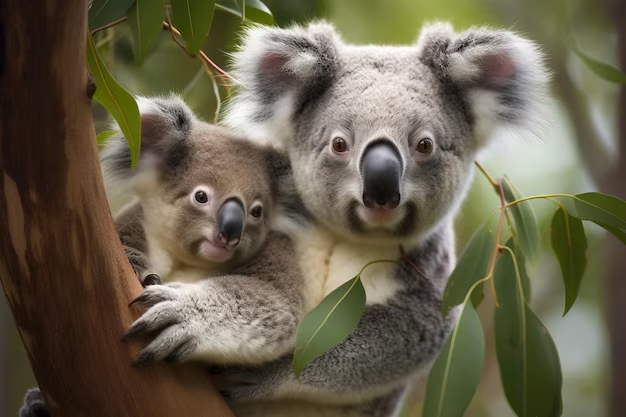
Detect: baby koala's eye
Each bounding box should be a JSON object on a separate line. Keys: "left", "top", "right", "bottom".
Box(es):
{"left": 250, "top": 204, "right": 263, "bottom": 219}
{"left": 194, "top": 190, "right": 209, "bottom": 204}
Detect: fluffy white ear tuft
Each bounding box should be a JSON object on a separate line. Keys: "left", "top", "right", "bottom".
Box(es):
{"left": 418, "top": 23, "right": 552, "bottom": 144}
{"left": 223, "top": 21, "right": 340, "bottom": 145}
{"left": 99, "top": 94, "right": 195, "bottom": 201}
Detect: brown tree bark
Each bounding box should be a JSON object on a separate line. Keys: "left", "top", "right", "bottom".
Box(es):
{"left": 605, "top": 2, "right": 626, "bottom": 416}
{"left": 0, "top": 1, "right": 234, "bottom": 416}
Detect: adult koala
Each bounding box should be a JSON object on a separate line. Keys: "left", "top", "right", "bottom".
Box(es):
{"left": 218, "top": 20, "right": 549, "bottom": 417}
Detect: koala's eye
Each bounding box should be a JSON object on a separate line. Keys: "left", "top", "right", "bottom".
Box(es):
{"left": 250, "top": 204, "right": 263, "bottom": 219}
{"left": 331, "top": 137, "right": 348, "bottom": 153}
{"left": 416, "top": 138, "right": 434, "bottom": 154}
{"left": 194, "top": 191, "right": 209, "bottom": 204}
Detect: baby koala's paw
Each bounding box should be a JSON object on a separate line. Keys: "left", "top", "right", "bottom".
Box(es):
{"left": 123, "top": 282, "right": 208, "bottom": 365}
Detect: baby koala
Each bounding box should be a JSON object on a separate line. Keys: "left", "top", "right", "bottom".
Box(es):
{"left": 102, "top": 95, "right": 303, "bottom": 366}
{"left": 105, "top": 96, "right": 276, "bottom": 287}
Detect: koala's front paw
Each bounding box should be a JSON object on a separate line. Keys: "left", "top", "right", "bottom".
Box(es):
{"left": 123, "top": 283, "right": 204, "bottom": 365}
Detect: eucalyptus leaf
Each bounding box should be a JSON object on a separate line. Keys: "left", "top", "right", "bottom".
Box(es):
{"left": 442, "top": 221, "right": 496, "bottom": 316}
{"left": 87, "top": 32, "right": 141, "bottom": 169}
{"left": 502, "top": 176, "right": 540, "bottom": 259}
{"left": 169, "top": 0, "right": 216, "bottom": 56}
{"left": 88, "top": 0, "right": 136, "bottom": 30}
{"left": 573, "top": 46, "right": 626, "bottom": 84}
{"left": 215, "top": 0, "right": 273, "bottom": 25}
{"left": 96, "top": 129, "right": 118, "bottom": 145}
{"left": 494, "top": 245, "right": 563, "bottom": 417}
{"left": 551, "top": 207, "right": 588, "bottom": 316}
{"left": 558, "top": 192, "right": 626, "bottom": 230}
{"left": 598, "top": 223, "right": 626, "bottom": 244}
{"left": 422, "top": 302, "right": 485, "bottom": 417}
{"left": 293, "top": 276, "right": 366, "bottom": 377}
{"left": 127, "top": 0, "right": 166, "bottom": 64}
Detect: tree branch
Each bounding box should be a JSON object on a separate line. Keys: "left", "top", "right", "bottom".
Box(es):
{"left": 0, "top": 1, "right": 234, "bottom": 416}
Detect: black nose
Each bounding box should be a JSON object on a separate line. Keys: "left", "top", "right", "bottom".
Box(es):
{"left": 361, "top": 141, "right": 402, "bottom": 209}
{"left": 217, "top": 199, "right": 245, "bottom": 247}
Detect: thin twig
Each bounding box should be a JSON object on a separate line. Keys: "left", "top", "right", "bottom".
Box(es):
{"left": 91, "top": 16, "right": 128, "bottom": 35}
{"left": 399, "top": 245, "right": 431, "bottom": 281}
{"left": 474, "top": 161, "right": 498, "bottom": 188}
{"left": 162, "top": 11, "right": 234, "bottom": 82}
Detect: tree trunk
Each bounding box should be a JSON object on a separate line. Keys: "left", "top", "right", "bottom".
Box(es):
{"left": 606, "top": 2, "right": 626, "bottom": 416}
{"left": 0, "top": 1, "right": 234, "bottom": 416}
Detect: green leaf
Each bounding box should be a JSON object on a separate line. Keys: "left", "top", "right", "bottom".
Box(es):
{"left": 599, "top": 223, "right": 626, "bottom": 244}
{"left": 573, "top": 46, "right": 626, "bottom": 84}
{"left": 127, "top": 0, "right": 166, "bottom": 64}
{"left": 293, "top": 276, "right": 366, "bottom": 377}
{"left": 442, "top": 222, "right": 496, "bottom": 316}
{"left": 88, "top": 0, "right": 136, "bottom": 30}
{"left": 87, "top": 32, "right": 141, "bottom": 169}
{"left": 169, "top": 0, "right": 216, "bottom": 56}
{"left": 558, "top": 192, "right": 626, "bottom": 230}
{"left": 551, "top": 207, "right": 588, "bottom": 316}
{"left": 96, "top": 129, "right": 118, "bottom": 145}
{"left": 215, "top": 0, "right": 274, "bottom": 25}
{"left": 422, "top": 302, "right": 485, "bottom": 417}
{"left": 494, "top": 245, "right": 563, "bottom": 417}
{"left": 502, "top": 176, "right": 540, "bottom": 259}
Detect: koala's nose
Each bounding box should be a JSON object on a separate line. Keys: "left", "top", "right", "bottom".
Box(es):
{"left": 361, "top": 141, "right": 402, "bottom": 209}
{"left": 217, "top": 198, "right": 245, "bottom": 247}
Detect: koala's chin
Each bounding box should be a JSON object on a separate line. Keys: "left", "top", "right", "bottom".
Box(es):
{"left": 312, "top": 199, "right": 425, "bottom": 247}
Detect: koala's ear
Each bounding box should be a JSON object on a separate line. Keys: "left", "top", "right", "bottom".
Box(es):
{"left": 417, "top": 22, "right": 551, "bottom": 142}
{"left": 100, "top": 94, "right": 194, "bottom": 196}
{"left": 224, "top": 21, "right": 340, "bottom": 143}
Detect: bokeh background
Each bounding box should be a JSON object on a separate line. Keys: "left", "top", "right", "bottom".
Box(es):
{"left": 2, "top": 0, "right": 624, "bottom": 416}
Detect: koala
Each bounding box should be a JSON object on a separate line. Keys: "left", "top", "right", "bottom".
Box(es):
{"left": 108, "top": 95, "right": 303, "bottom": 366}
{"left": 19, "top": 96, "right": 303, "bottom": 416}
{"left": 214, "top": 20, "right": 550, "bottom": 417}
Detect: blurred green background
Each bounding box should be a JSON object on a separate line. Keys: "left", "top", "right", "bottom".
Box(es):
{"left": 1, "top": 0, "right": 624, "bottom": 416}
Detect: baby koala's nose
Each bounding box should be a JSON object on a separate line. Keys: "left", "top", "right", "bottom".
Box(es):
{"left": 217, "top": 198, "right": 245, "bottom": 247}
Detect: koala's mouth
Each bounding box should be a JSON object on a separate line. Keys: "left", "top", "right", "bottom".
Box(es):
{"left": 357, "top": 206, "right": 404, "bottom": 226}
{"left": 349, "top": 200, "right": 418, "bottom": 237}
{"left": 197, "top": 238, "right": 236, "bottom": 263}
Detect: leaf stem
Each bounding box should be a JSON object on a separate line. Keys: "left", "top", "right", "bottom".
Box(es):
{"left": 90, "top": 16, "right": 128, "bottom": 35}
{"left": 505, "top": 193, "right": 575, "bottom": 208}
{"left": 474, "top": 161, "right": 498, "bottom": 188}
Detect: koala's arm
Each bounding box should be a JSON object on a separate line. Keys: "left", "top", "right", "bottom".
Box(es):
{"left": 124, "top": 232, "right": 303, "bottom": 365}
{"left": 113, "top": 204, "right": 160, "bottom": 286}
{"left": 214, "top": 233, "right": 455, "bottom": 403}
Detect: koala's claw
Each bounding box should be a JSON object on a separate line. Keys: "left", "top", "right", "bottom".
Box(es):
{"left": 142, "top": 273, "right": 162, "bottom": 287}
{"left": 124, "top": 283, "right": 204, "bottom": 365}
{"left": 128, "top": 284, "right": 178, "bottom": 308}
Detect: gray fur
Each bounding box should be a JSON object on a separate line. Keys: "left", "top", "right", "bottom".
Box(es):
{"left": 219, "top": 19, "right": 550, "bottom": 417}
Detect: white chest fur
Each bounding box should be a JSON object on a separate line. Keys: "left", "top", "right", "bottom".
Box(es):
{"left": 294, "top": 226, "right": 403, "bottom": 313}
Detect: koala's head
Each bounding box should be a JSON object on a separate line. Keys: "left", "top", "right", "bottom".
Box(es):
{"left": 225, "top": 21, "right": 550, "bottom": 245}
{"left": 101, "top": 96, "right": 279, "bottom": 269}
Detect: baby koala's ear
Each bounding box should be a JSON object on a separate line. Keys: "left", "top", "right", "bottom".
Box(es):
{"left": 99, "top": 94, "right": 194, "bottom": 197}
